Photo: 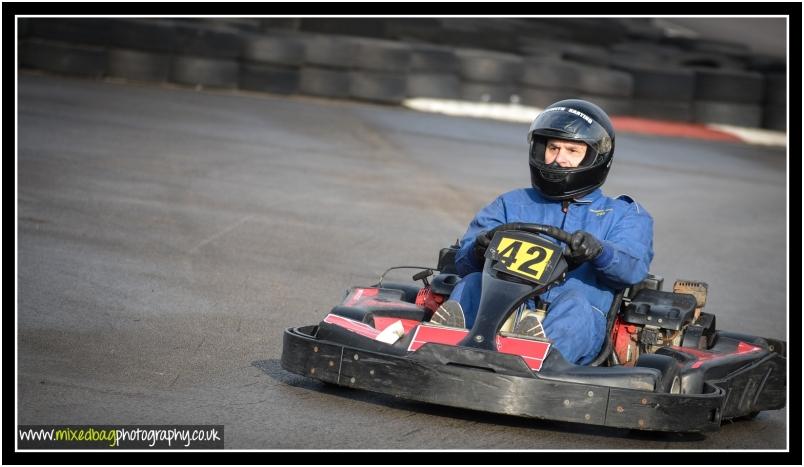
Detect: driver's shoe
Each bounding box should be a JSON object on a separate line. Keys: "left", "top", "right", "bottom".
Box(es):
{"left": 513, "top": 310, "right": 546, "bottom": 339}
{"left": 429, "top": 300, "right": 466, "bottom": 328}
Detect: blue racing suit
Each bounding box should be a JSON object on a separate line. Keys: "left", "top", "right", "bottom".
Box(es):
{"left": 451, "top": 187, "right": 654, "bottom": 365}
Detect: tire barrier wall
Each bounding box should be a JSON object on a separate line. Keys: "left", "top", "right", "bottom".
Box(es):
{"left": 17, "top": 18, "right": 786, "bottom": 130}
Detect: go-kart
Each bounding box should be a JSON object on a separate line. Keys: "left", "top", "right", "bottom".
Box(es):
{"left": 281, "top": 223, "right": 786, "bottom": 432}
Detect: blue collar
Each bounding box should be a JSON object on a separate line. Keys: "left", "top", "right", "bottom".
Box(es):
{"left": 572, "top": 188, "right": 603, "bottom": 204}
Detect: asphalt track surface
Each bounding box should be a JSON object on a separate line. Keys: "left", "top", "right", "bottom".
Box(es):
{"left": 17, "top": 72, "right": 788, "bottom": 451}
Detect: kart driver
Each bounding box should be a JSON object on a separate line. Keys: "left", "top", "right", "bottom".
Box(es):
{"left": 430, "top": 99, "right": 654, "bottom": 365}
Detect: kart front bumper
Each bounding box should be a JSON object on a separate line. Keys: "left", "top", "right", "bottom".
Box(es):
{"left": 281, "top": 325, "right": 785, "bottom": 433}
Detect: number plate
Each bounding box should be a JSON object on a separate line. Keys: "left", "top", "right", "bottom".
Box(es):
{"left": 485, "top": 231, "right": 562, "bottom": 285}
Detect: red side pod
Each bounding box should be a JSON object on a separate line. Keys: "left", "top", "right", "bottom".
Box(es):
{"left": 408, "top": 324, "right": 551, "bottom": 371}
{"left": 407, "top": 324, "right": 468, "bottom": 351}
{"left": 495, "top": 334, "right": 552, "bottom": 371}
{"left": 671, "top": 341, "right": 764, "bottom": 369}
{"left": 323, "top": 314, "right": 381, "bottom": 339}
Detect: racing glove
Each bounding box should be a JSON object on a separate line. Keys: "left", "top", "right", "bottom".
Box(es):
{"left": 471, "top": 230, "right": 494, "bottom": 265}
{"left": 566, "top": 230, "right": 603, "bottom": 265}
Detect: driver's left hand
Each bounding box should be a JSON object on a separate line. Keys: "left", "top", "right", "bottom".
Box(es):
{"left": 567, "top": 230, "right": 603, "bottom": 264}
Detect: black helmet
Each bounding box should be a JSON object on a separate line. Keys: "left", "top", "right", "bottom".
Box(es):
{"left": 528, "top": 99, "right": 615, "bottom": 200}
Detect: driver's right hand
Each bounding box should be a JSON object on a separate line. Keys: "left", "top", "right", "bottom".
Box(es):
{"left": 472, "top": 230, "right": 494, "bottom": 264}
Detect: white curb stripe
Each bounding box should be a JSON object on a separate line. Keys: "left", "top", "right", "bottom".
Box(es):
{"left": 707, "top": 123, "right": 787, "bottom": 147}
{"left": 403, "top": 98, "right": 786, "bottom": 148}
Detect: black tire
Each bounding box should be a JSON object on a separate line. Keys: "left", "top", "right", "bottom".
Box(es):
{"left": 529, "top": 18, "right": 628, "bottom": 45}
{"left": 762, "top": 104, "right": 786, "bottom": 131}
{"left": 763, "top": 73, "right": 786, "bottom": 104}
{"left": 299, "top": 17, "right": 388, "bottom": 38}
{"left": 28, "top": 18, "right": 179, "bottom": 54}
{"left": 745, "top": 54, "right": 786, "bottom": 73}
{"left": 617, "top": 18, "right": 665, "bottom": 41}
{"left": 693, "top": 68, "right": 765, "bottom": 104}
{"left": 577, "top": 94, "right": 634, "bottom": 117}
{"left": 630, "top": 98, "right": 693, "bottom": 122}
{"left": 519, "top": 86, "right": 580, "bottom": 108}
{"left": 169, "top": 56, "right": 239, "bottom": 89}
{"left": 384, "top": 18, "right": 445, "bottom": 44}
{"left": 668, "top": 36, "right": 751, "bottom": 59}
{"left": 20, "top": 39, "right": 107, "bottom": 77}
{"left": 173, "top": 21, "right": 243, "bottom": 59}
{"left": 635, "top": 353, "right": 681, "bottom": 394}
{"left": 551, "top": 42, "right": 613, "bottom": 68}
{"left": 456, "top": 49, "right": 524, "bottom": 84}
{"left": 514, "top": 39, "right": 564, "bottom": 61}
{"left": 299, "top": 67, "right": 350, "bottom": 99}
{"left": 26, "top": 18, "right": 117, "bottom": 47}
{"left": 406, "top": 73, "right": 461, "bottom": 100}
{"left": 520, "top": 58, "right": 582, "bottom": 90}
{"left": 438, "top": 21, "right": 516, "bottom": 51}
{"left": 239, "top": 63, "right": 300, "bottom": 95}
{"left": 302, "top": 34, "right": 357, "bottom": 69}
{"left": 611, "top": 64, "right": 695, "bottom": 101}
{"left": 259, "top": 18, "right": 302, "bottom": 31}
{"left": 606, "top": 51, "right": 665, "bottom": 70}
{"left": 576, "top": 66, "right": 634, "bottom": 98}
{"left": 195, "top": 18, "right": 263, "bottom": 32}
{"left": 242, "top": 34, "right": 305, "bottom": 66}
{"left": 352, "top": 39, "right": 412, "bottom": 73}
{"left": 349, "top": 71, "right": 408, "bottom": 104}
{"left": 409, "top": 44, "right": 460, "bottom": 74}
{"left": 672, "top": 51, "right": 745, "bottom": 70}
{"left": 460, "top": 81, "right": 520, "bottom": 104}
{"left": 107, "top": 48, "right": 171, "bottom": 83}
{"left": 609, "top": 40, "right": 685, "bottom": 60}
{"left": 692, "top": 101, "right": 763, "bottom": 127}
{"left": 104, "top": 19, "right": 179, "bottom": 54}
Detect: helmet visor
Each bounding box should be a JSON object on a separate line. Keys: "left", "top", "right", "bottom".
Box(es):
{"left": 528, "top": 107, "right": 613, "bottom": 163}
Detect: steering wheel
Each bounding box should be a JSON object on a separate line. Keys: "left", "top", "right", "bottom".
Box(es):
{"left": 486, "top": 222, "right": 573, "bottom": 246}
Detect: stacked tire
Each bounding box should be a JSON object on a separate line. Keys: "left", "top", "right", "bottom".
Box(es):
{"left": 348, "top": 38, "right": 411, "bottom": 104}
{"left": 456, "top": 49, "right": 523, "bottom": 104}
{"left": 240, "top": 33, "right": 305, "bottom": 95}
{"left": 297, "top": 33, "right": 355, "bottom": 100}
{"left": 20, "top": 19, "right": 113, "bottom": 78}
{"left": 297, "top": 34, "right": 414, "bottom": 105}
{"left": 17, "top": 17, "right": 785, "bottom": 130}
{"left": 519, "top": 56, "right": 635, "bottom": 116}
{"left": 689, "top": 67, "right": 765, "bottom": 127}
{"left": 406, "top": 44, "right": 461, "bottom": 100}
{"left": 169, "top": 21, "right": 242, "bottom": 89}
{"left": 761, "top": 72, "right": 786, "bottom": 131}
{"left": 103, "top": 20, "right": 177, "bottom": 84}
{"left": 750, "top": 53, "right": 788, "bottom": 131}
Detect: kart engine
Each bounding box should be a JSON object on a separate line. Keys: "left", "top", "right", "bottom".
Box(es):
{"left": 613, "top": 279, "right": 711, "bottom": 365}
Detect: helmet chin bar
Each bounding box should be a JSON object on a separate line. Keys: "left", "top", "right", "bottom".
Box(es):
{"left": 529, "top": 162, "right": 608, "bottom": 201}
{"left": 540, "top": 166, "right": 566, "bottom": 181}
